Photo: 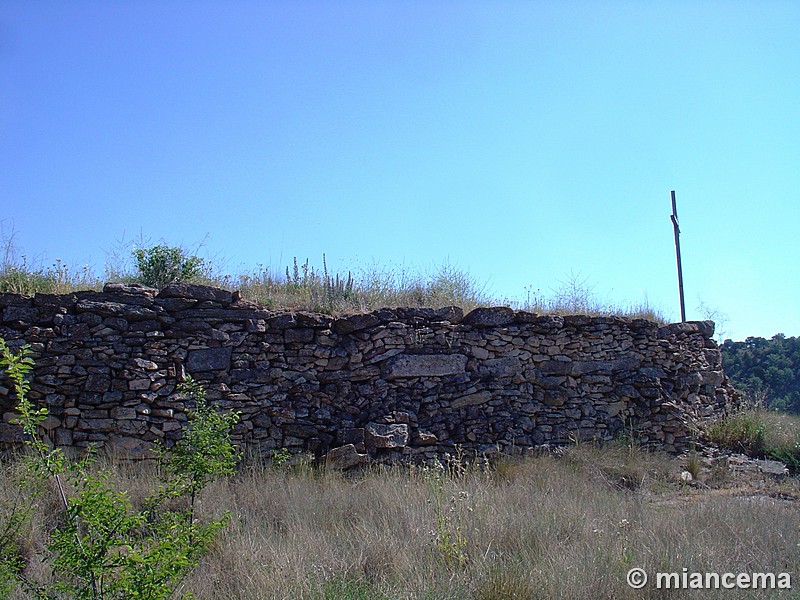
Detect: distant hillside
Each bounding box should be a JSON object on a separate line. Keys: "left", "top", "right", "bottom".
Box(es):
{"left": 721, "top": 334, "right": 800, "bottom": 413}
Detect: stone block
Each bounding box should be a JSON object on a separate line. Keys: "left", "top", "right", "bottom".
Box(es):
{"left": 451, "top": 391, "right": 492, "bottom": 409}
{"left": 157, "top": 283, "right": 233, "bottom": 304}
{"left": 383, "top": 353, "right": 467, "bottom": 379}
{"left": 365, "top": 422, "right": 409, "bottom": 449}
{"left": 75, "top": 299, "right": 157, "bottom": 321}
{"left": 538, "top": 360, "right": 573, "bottom": 376}
{"left": 462, "top": 306, "right": 515, "bottom": 327}
{"left": 3, "top": 306, "right": 39, "bottom": 323}
{"left": 110, "top": 407, "right": 138, "bottom": 420}
{"left": 285, "top": 327, "right": 315, "bottom": 343}
{"left": 332, "top": 313, "right": 382, "bottom": 334}
{"left": 84, "top": 373, "right": 111, "bottom": 392}
{"left": 569, "top": 358, "right": 640, "bottom": 375}
{"left": 187, "top": 347, "right": 232, "bottom": 372}
{"left": 103, "top": 282, "right": 157, "bottom": 297}
{"left": 131, "top": 358, "right": 159, "bottom": 370}
{"left": 606, "top": 401, "right": 627, "bottom": 417}
{"left": 129, "top": 379, "right": 152, "bottom": 391}
{"left": 542, "top": 391, "right": 567, "bottom": 407}
{"left": 78, "top": 418, "right": 114, "bottom": 431}
{"left": 323, "top": 444, "right": 368, "bottom": 469}
{"left": 701, "top": 371, "right": 725, "bottom": 386}
{"left": 107, "top": 435, "right": 154, "bottom": 458}
{"left": 337, "top": 428, "right": 365, "bottom": 446}
{"left": 54, "top": 428, "right": 73, "bottom": 446}
{"left": 231, "top": 367, "right": 276, "bottom": 383}
{"left": 395, "top": 306, "right": 464, "bottom": 324}
{"left": 484, "top": 357, "right": 521, "bottom": 377}
{"left": 471, "top": 346, "right": 490, "bottom": 360}
{"left": 0, "top": 422, "right": 24, "bottom": 443}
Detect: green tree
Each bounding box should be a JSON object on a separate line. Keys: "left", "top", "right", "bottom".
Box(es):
{"left": 722, "top": 334, "right": 800, "bottom": 413}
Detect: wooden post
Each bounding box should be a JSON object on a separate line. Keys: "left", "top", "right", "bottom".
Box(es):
{"left": 670, "top": 190, "right": 686, "bottom": 322}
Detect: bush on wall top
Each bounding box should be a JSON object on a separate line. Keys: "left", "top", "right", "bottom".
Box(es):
{"left": 133, "top": 244, "right": 205, "bottom": 290}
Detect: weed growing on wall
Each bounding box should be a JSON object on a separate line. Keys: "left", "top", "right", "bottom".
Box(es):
{"left": 133, "top": 244, "right": 205, "bottom": 289}
{"left": 0, "top": 338, "right": 239, "bottom": 599}
{"left": 0, "top": 226, "right": 672, "bottom": 323}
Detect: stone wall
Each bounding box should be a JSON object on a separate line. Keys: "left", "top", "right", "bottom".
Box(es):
{"left": 0, "top": 283, "right": 735, "bottom": 464}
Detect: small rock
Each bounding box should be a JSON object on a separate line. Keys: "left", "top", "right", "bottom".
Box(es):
{"left": 415, "top": 431, "right": 438, "bottom": 446}
{"left": 323, "top": 444, "right": 368, "bottom": 469}
{"left": 756, "top": 459, "right": 789, "bottom": 477}
{"left": 365, "top": 422, "right": 410, "bottom": 449}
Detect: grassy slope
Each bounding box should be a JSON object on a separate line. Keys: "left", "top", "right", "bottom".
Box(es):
{"left": 3, "top": 444, "right": 798, "bottom": 600}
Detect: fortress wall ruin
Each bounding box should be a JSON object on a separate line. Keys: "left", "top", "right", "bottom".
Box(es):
{"left": 0, "top": 283, "right": 735, "bottom": 464}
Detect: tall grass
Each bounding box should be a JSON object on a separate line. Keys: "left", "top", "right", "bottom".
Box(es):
{"left": 516, "top": 272, "right": 666, "bottom": 322}
{"left": 0, "top": 225, "right": 100, "bottom": 294}
{"left": 3, "top": 444, "right": 796, "bottom": 599}
{"left": 706, "top": 408, "right": 800, "bottom": 470}
{"left": 228, "top": 257, "right": 491, "bottom": 315}
{"left": 0, "top": 233, "right": 668, "bottom": 321}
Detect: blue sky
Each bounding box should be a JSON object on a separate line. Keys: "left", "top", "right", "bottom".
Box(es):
{"left": 1, "top": 1, "right": 798, "bottom": 342}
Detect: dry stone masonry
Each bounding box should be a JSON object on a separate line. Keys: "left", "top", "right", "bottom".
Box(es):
{"left": 0, "top": 283, "right": 735, "bottom": 464}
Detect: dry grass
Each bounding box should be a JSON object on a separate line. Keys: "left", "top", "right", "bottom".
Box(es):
{"left": 212, "top": 258, "right": 493, "bottom": 316}
{"left": 1, "top": 243, "right": 667, "bottom": 322}
{"left": 1, "top": 228, "right": 670, "bottom": 319}
{"left": 706, "top": 409, "right": 800, "bottom": 472}
{"left": 4, "top": 444, "right": 796, "bottom": 599}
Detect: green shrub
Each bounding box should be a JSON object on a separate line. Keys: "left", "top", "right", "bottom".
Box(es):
{"left": 768, "top": 443, "right": 800, "bottom": 471}
{"left": 0, "top": 338, "right": 238, "bottom": 599}
{"left": 758, "top": 411, "right": 800, "bottom": 471}
{"left": 705, "top": 410, "right": 766, "bottom": 456}
{"left": 706, "top": 410, "right": 800, "bottom": 472}
{"left": 133, "top": 244, "right": 205, "bottom": 289}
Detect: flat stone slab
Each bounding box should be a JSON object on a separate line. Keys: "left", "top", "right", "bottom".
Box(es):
{"left": 451, "top": 391, "right": 492, "bottom": 409}
{"left": 332, "top": 313, "right": 382, "bottom": 334}
{"left": 756, "top": 459, "right": 789, "bottom": 476}
{"left": 462, "top": 306, "right": 515, "bottom": 327}
{"left": 186, "top": 347, "right": 232, "bottom": 372}
{"left": 383, "top": 354, "right": 467, "bottom": 379}
{"left": 569, "top": 358, "right": 641, "bottom": 375}
{"left": 157, "top": 283, "right": 233, "bottom": 304}
{"left": 103, "top": 282, "right": 157, "bottom": 297}
{"left": 75, "top": 300, "right": 157, "bottom": 321}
